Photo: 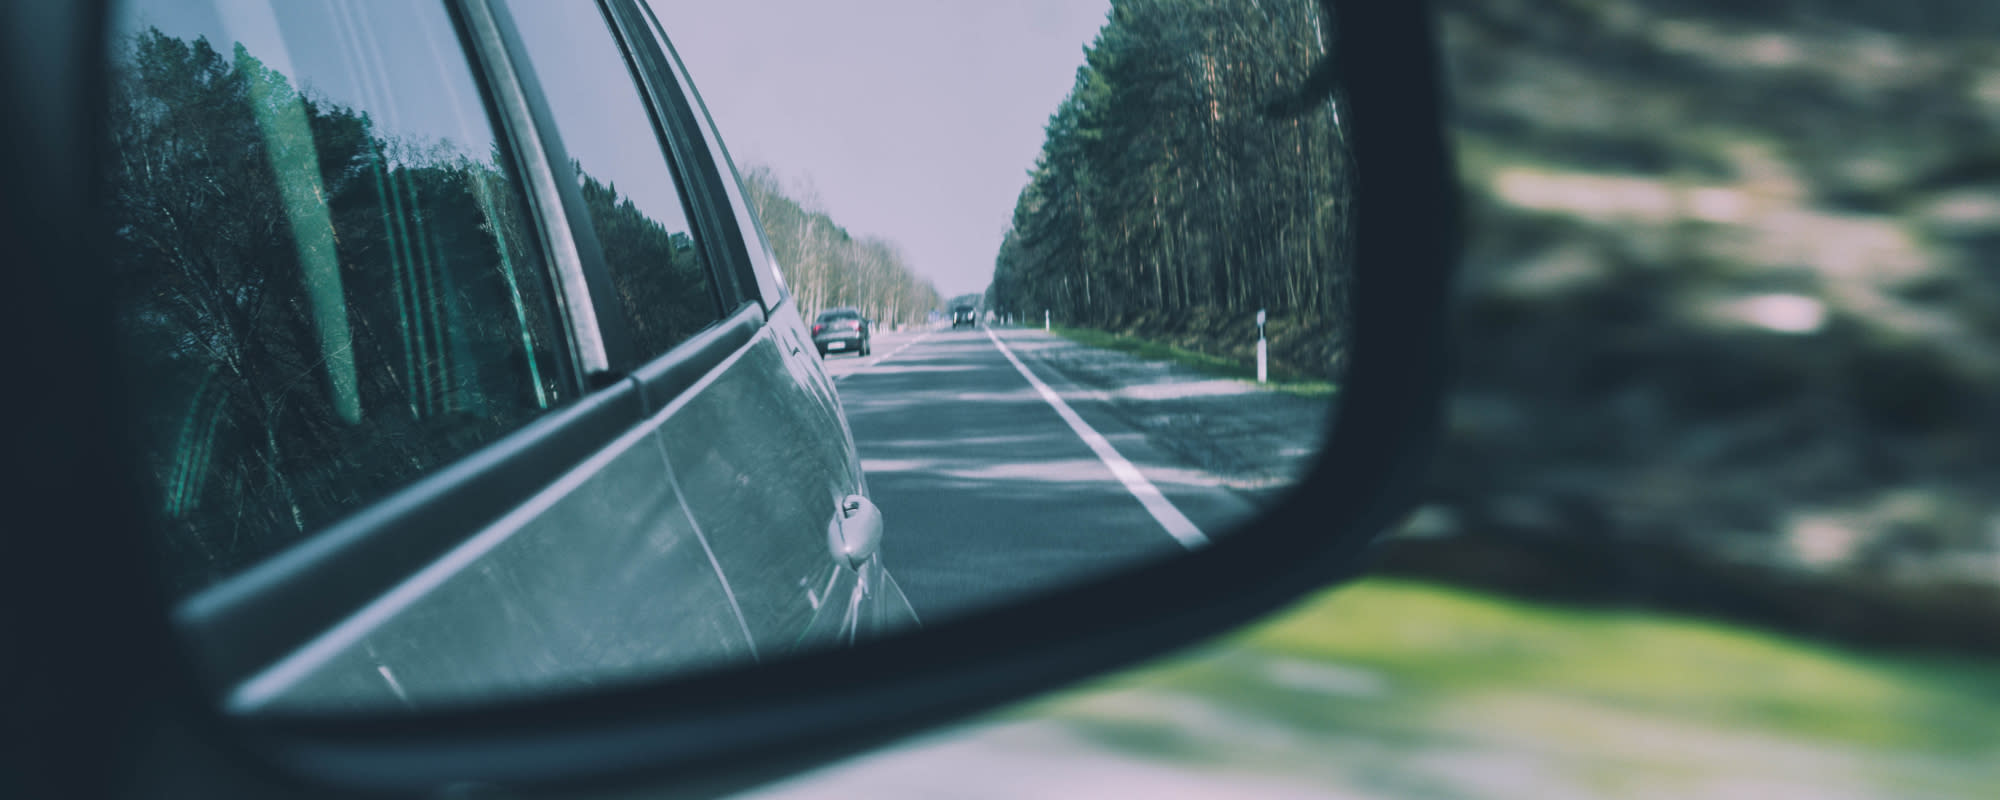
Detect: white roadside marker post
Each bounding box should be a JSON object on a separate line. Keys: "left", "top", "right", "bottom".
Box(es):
{"left": 1045, "top": 309, "right": 1050, "bottom": 332}
{"left": 1256, "top": 308, "right": 1268, "bottom": 384}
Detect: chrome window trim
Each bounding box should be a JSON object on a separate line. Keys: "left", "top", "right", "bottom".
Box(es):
{"left": 458, "top": 0, "right": 611, "bottom": 376}
{"left": 631, "top": 0, "right": 792, "bottom": 308}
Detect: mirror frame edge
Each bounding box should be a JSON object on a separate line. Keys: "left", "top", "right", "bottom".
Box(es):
{"left": 6, "top": 0, "right": 1462, "bottom": 797}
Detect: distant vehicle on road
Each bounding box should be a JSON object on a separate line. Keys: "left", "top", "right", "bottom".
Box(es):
{"left": 814, "top": 307, "right": 873, "bottom": 357}
{"left": 951, "top": 304, "right": 978, "bottom": 328}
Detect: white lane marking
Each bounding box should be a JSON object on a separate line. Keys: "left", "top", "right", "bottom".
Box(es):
{"left": 833, "top": 329, "right": 937, "bottom": 381}
{"left": 983, "top": 328, "right": 1210, "bottom": 550}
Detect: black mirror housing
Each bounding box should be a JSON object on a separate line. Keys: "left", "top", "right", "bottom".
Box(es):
{"left": 1, "top": 1, "right": 1459, "bottom": 797}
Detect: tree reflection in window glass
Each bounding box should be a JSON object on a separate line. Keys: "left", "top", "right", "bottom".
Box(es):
{"left": 105, "top": 0, "right": 569, "bottom": 596}
{"left": 504, "top": 1, "right": 723, "bottom": 363}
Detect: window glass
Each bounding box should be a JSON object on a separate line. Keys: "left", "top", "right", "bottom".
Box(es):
{"left": 106, "top": 0, "right": 569, "bottom": 595}
{"left": 504, "top": 2, "right": 723, "bottom": 363}
{"left": 635, "top": 1, "right": 788, "bottom": 303}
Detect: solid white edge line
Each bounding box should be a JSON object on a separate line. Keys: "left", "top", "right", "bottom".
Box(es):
{"left": 983, "top": 328, "right": 1210, "bottom": 550}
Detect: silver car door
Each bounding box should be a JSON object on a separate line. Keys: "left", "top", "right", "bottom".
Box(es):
{"left": 110, "top": 0, "right": 756, "bottom": 713}
{"left": 609, "top": 0, "right": 920, "bottom": 654}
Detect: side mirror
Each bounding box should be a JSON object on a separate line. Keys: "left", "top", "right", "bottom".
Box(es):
{"left": 8, "top": 0, "right": 1457, "bottom": 797}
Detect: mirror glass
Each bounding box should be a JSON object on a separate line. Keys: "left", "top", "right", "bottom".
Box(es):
{"left": 101, "top": 0, "right": 1351, "bottom": 712}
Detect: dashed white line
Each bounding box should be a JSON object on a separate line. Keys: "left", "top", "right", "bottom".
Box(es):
{"left": 982, "top": 328, "right": 1210, "bottom": 550}
{"left": 833, "top": 329, "right": 937, "bottom": 381}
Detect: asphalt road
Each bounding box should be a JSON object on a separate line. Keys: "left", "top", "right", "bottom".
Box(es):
{"left": 820, "top": 324, "right": 1262, "bottom": 622}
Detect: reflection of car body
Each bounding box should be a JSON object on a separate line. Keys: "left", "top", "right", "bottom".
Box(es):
{"left": 92, "top": 0, "right": 914, "bottom": 712}
{"left": 951, "top": 304, "right": 977, "bottom": 328}
{"left": 812, "top": 307, "right": 872, "bottom": 357}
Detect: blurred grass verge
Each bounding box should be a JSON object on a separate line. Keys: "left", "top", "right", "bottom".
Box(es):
{"left": 1012, "top": 578, "right": 2000, "bottom": 800}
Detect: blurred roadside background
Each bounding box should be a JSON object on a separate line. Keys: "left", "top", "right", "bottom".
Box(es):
{"left": 742, "top": 0, "right": 2000, "bottom": 797}
{"left": 1407, "top": 0, "right": 2000, "bottom": 656}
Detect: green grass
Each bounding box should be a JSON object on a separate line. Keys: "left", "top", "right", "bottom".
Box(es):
{"left": 1049, "top": 325, "right": 1338, "bottom": 397}
{"left": 1013, "top": 578, "right": 2000, "bottom": 798}
{"left": 1240, "top": 579, "right": 2000, "bottom": 750}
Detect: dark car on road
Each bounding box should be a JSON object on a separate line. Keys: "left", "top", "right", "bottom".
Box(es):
{"left": 951, "top": 304, "right": 978, "bottom": 328}
{"left": 813, "top": 307, "right": 872, "bottom": 356}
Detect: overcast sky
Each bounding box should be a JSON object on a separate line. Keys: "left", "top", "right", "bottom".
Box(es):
{"left": 659, "top": 1, "right": 1113, "bottom": 297}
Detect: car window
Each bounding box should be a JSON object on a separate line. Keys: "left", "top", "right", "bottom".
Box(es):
{"left": 105, "top": 0, "right": 570, "bottom": 596}
{"left": 633, "top": 1, "right": 789, "bottom": 304}
{"left": 503, "top": 2, "right": 723, "bottom": 365}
